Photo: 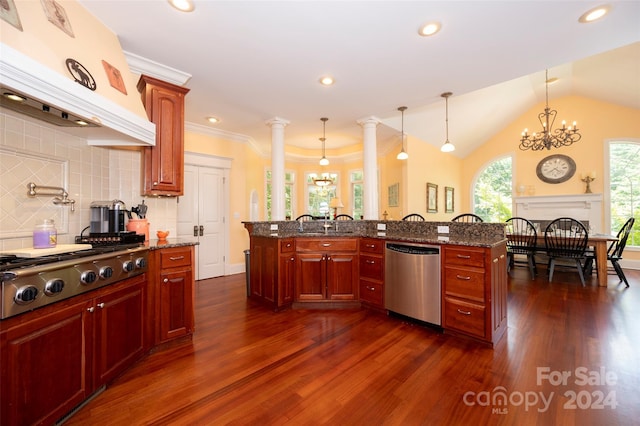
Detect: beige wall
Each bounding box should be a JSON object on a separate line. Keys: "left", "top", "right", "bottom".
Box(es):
{"left": 460, "top": 95, "right": 640, "bottom": 261}
{"left": 184, "top": 132, "right": 263, "bottom": 265}
{"left": 2, "top": 0, "right": 147, "bottom": 120}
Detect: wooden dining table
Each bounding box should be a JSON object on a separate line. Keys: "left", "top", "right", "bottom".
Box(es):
{"left": 529, "top": 233, "right": 618, "bottom": 287}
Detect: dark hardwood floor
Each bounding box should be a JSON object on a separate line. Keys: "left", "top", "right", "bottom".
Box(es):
{"left": 64, "top": 266, "right": 640, "bottom": 425}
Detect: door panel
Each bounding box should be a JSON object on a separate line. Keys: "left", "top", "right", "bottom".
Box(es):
{"left": 178, "top": 164, "right": 225, "bottom": 279}
{"left": 198, "top": 167, "right": 224, "bottom": 279}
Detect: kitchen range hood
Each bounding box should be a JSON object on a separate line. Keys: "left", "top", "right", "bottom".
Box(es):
{"left": 0, "top": 43, "right": 155, "bottom": 146}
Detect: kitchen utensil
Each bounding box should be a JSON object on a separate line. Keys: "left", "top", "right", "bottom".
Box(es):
{"left": 138, "top": 200, "right": 147, "bottom": 219}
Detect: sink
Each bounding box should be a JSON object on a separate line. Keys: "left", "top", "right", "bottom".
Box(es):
{"left": 298, "top": 231, "right": 354, "bottom": 236}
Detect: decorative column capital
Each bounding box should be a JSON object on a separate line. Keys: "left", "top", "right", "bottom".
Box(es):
{"left": 265, "top": 117, "right": 290, "bottom": 128}
{"left": 356, "top": 116, "right": 382, "bottom": 127}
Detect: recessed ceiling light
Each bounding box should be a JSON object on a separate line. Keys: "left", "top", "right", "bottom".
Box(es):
{"left": 3, "top": 92, "right": 26, "bottom": 102}
{"left": 319, "top": 76, "right": 335, "bottom": 86}
{"left": 418, "top": 21, "right": 441, "bottom": 37}
{"left": 207, "top": 116, "right": 220, "bottom": 124}
{"left": 168, "top": 0, "right": 195, "bottom": 12}
{"left": 578, "top": 5, "right": 610, "bottom": 23}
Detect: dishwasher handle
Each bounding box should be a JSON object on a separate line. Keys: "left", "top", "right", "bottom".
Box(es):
{"left": 386, "top": 243, "right": 439, "bottom": 255}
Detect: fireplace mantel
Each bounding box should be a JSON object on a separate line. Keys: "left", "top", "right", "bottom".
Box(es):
{"left": 514, "top": 194, "right": 603, "bottom": 233}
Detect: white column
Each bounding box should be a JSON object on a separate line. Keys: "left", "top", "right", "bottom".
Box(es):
{"left": 357, "top": 116, "right": 381, "bottom": 220}
{"left": 265, "top": 117, "right": 290, "bottom": 221}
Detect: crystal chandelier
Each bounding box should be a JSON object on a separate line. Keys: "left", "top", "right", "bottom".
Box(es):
{"left": 519, "top": 70, "right": 581, "bottom": 151}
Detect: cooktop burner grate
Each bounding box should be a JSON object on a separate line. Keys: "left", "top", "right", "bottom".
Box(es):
{"left": 0, "top": 244, "right": 144, "bottom": 272}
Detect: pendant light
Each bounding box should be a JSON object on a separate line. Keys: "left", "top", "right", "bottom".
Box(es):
{"left": 396, "top": 106, "right": 408, "bottom": 160}
{"left": 440, "top": 92, "right": 455, "bottom": 153}
{"left": 319, "top": 117, "right": 329, "bottom": 166}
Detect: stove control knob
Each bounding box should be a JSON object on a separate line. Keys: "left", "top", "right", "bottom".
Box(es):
{"left": 80, "top": 271, "right": 97, "bottom": 285}
{"left": 135, "top": 257, "right": 147, "bottom": 269}
{"left": 123, "top": 261, "right": 135, "bottom": 273}
{"left": 15, "top": 286, "right": 39, "bottom": 305}
{"left": 99, "top": 266, "right": 114, "bottom": 279}
{"left": 44, "top": 279, "right": 65, "bottom": 296}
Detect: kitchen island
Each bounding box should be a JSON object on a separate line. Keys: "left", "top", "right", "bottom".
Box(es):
{"left": 244, "top": 220, "right": 507, "bottom": 347}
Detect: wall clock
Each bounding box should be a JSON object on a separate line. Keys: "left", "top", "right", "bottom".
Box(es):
{"left": 536, "top": 154, "right": 576, "bottom": 184}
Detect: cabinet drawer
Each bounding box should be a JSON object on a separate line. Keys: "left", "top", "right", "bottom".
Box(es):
{"left": 359, "top": 255, "right": 383, "bottom": 280}
{"left": 444, "top": 247, "right": 485, "bottom": 268}
{"left": 360, "top": 280, "right": 383, "bottom": 306}
{"left": 296, "top": 238, "right": 357, "bottom": 252}
{"left": 360, "top": 238, "right": 384, "bottom": 254}
{"left": 159, "top": 247, "right": 192, "bottom": 269}
{"left": 444, "top": 297, "right": 486, "bottom": 338}
{"left": 443, "top": 266, "right": 485, "bottom": 302}
{"left": 280, "top": 239, "right": 295, "bottom": 253}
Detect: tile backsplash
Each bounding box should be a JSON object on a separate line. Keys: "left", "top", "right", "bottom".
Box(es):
{"left": 0, "top": 108, "right": 176, "bottom": 251}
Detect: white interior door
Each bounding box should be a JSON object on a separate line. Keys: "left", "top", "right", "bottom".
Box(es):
{"left": 178, "top": 164, "right": 225, "bottom": 280}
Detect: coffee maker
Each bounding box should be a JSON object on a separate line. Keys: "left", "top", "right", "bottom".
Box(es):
{"left": 91, "top": 200, "right": 127, "bottom": 233}
{"left": 84, "top": 200, "right": 144, "bottom": 245}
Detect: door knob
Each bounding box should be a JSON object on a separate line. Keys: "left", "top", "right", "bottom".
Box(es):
{"left": 199, "top": 225, "right": 204, "bottom": 236}
{"left": 193, "top": 225, "right": 198, "bottom": 237}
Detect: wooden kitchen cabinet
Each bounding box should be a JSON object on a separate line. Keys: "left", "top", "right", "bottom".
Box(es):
{"left": 441, "top": 244, "right": 507, "bottom": 346}
{"left": 151, "top": 246, "right": 195, "bottom": 344}
{"left": 249, "top": 237, "right": 294, "bottom": 310}
{"left": 0, "top": 275, "right": 146, "bottom": 426}
{"left": 137, "top": 75, "right": 190, "bottom": 196}
{"left": 359, "top": 237, "right": 385, "bottom": 309}
{"left": 295, "top": 238, "right": 358, "bottom": 302}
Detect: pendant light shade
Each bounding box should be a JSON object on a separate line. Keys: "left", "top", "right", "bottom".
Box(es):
{"left": 440, "top": 92, "right": 455, "bottom": 153}
{"left": 397, "top": 106, "right": 408, "bottom": 160}
{"left": 319, "top": 117, "right": 329, "bottom": 166}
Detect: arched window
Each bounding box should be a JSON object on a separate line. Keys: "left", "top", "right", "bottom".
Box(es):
{"left": 473, "top": 156, "right": 513, "bottom": 222}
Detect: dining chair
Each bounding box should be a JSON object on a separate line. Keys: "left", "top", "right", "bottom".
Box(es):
{"left": 505, "top": 217, "right": 538, "bottom": 279}
{"left": 584, "top": 217, "right": 635, "bottom": 287}
{"left": 544, "top": 217, "right": 589, "bottom": 286}
{"left": 451, "top": 213, "right": 484, "bottom": 223}
{"left": 402, "top": 213, "right": 425, "bottom": 221}
{"left": 334, "top": 214, "right": 354, "bottom": 220}
{"left": 295, "top": 214, "right": 315, "bottom": 221}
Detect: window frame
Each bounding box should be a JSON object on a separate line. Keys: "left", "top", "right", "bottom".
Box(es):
{"left": 605, "top": 139, "right": 640, "bottom": 250}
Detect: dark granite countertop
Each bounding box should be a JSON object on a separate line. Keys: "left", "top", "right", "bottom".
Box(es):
{"left": 248, "top": 228, "right": 505, "bottom": 248}
{"left": 145, "top": 238, "right": 199, "bottom": 250}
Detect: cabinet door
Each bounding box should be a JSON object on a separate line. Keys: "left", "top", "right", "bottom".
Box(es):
{"left": 250, "top": 240, "right": 277, "bottom": 302}
{"left": 159, "top": 268, "right": 194, "bottom": 342}
{"left": 1, "top": 299, "right": 92, "bottom": 426}
{"left": 94, "top": 275, "right": 146, "bottom": 387}
{"left": 279, "top": 253, "right": 295, "bottom": 306}
{"left": 327, "top": 253, "right": 358, "bottom": 300}
{"left": 296, "top": 253, "right": 325, "bottom": 300}
{"left": 138, "top": 75, "right": 189, "bottom": 196}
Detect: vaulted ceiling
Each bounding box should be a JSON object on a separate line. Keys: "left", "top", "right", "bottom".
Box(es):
{"left": 79, "top": 1, "right": 640, "bottom": 158}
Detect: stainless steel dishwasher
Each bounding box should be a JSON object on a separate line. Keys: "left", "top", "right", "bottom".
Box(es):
{"left": 384, "top": 242, "right": 441, "bottom": 325}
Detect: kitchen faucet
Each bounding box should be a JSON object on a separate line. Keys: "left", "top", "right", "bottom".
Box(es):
{"left": 323, "top": 212, "right": 333, "bottom": 234}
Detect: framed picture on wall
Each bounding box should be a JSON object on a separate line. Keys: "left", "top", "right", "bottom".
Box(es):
{"left": 388, "top": 183, "right": 399, "bottom": 207}
{"left": 1, "top": 0, "right": 23, "bottom": 31}
{"left": 41, "top": 0, "right": 75, "bottom": 37}
{"left": 445, "top": 186, "right": 454, "bottom": 213}
{"left": 427, "top": 183, "right": 437, "bottom": 213}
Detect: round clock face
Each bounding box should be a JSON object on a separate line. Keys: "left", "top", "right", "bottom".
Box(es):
{"left": 536, "top": 154, "right": 576, "bottom": 184}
